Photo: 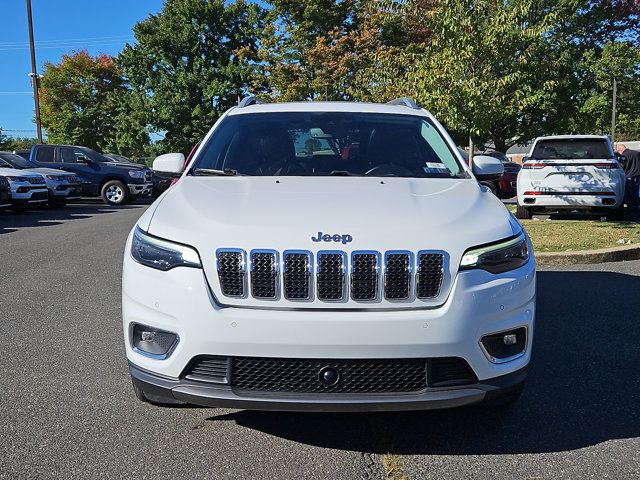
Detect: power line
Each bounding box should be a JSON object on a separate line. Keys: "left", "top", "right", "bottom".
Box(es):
{"left": 0, "top": 35, "right": 133, "bottom": 47}
{"left": 0, "top": 91, "right": 32, "bottom": 95}
{"left": 0, "top": 40, "right": 134, "bottom": 52}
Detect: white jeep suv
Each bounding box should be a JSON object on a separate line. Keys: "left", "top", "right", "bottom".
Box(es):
{"left": 515, "top": 135, "right": 625, "bottom": 219}
{"left": 122, "top": 97, "right": 536, "bottom": 411}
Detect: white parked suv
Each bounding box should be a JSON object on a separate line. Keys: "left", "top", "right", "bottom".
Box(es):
{"left": 515, "top": 135, "right": 625, "bottom": 219}
{"left": 123, "top": 97, "right": 536, "bottom": 411}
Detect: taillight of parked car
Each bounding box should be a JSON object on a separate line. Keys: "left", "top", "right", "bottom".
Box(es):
{"left": 521, "top": 163, "right": 546, "bottom": 169}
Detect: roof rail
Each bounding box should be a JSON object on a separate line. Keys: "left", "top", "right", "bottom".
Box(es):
{"left": 386, "top": 97, "right": 421, "bottom": 109}
{"left": 238, "top": 95, "right": 268, "bottom": 108}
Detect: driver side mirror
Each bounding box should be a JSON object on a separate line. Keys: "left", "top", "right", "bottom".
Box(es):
{"left": 472, "top": 155, "right": 504, "bottom": 181}
{"left": 76, "top": 155, "right": 92, "bottom": 164}
{"left": 616, "top": 153, "right": 627, "bottom": 164}
{"left": 153, "top": 153, "right": 185, "bottom": 177}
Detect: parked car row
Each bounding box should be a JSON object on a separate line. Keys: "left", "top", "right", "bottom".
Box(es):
{"left": 2, "top": 144, "right": 172, "bottom": 210}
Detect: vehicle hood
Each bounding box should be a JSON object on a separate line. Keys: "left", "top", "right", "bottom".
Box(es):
{"left": 0, "top": 167, "right": 43, "bottom": 178}
{"left": 146, "top": 176, "right": 521, "bottom": 309}
{"left": 21, "top": 167, "right": 75, "bottom": 177}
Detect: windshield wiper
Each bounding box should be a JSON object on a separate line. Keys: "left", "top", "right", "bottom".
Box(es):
{"left": 329, "top": 170, "right": 356, "bottom": 176}
{"left": 192, "top": 168, "right": 237, "bottom": 176}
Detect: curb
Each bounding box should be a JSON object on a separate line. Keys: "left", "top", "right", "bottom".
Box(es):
{"left": 535, "top": 243, "right": 640, "bottom": 266}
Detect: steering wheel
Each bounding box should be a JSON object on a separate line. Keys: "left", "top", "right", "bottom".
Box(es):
{"left": 365, "top": 164, "right": 413, "bottom": 177}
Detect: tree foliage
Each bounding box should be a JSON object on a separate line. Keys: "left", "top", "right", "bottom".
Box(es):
{"left": 119, "top": 0, "right": 265, "bottom": 153}
{"left": 39, "top": 51, "right": 124, "bottom": 151}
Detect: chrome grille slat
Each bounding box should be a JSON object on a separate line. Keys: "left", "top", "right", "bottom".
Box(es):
{"left": 384, "top": 252, "right": 412, "bottom": 300}
{"left": 250, "top": 250, "right": 278, "bottom": 299}
{"left": 283, "top": 251, "right": 312, "bottom": 300}
{"left": 350, "top": 251, "right": 380, "bottom": 301}
{"left": 317, "top": 252, "right": 346, "bottom": 301}
{"left": 416, "top": 252, "right": 444, "bottom": 299}
{"left": 216, "top": 249, "right": 246, "bottom": 297}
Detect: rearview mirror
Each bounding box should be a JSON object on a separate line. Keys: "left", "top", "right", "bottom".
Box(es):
{"left": 472, "top": 155, "right": 504, "bottom": 181}
{"left": 153, "top": 153, "right": 185, "bottom": 177}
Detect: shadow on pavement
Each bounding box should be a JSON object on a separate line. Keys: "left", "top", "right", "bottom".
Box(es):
{"left": 0, "top": 197, "right": 154, "bottom": 235}
{"left": 206, "top": 270, "right": 640, "bottom": 455}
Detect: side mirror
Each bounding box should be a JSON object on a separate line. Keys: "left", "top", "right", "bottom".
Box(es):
{"left": 522, "top": 156, "right": 530, "bottom": 163}
{"left": 472, "top": 155, "right": 504, "bottom": 181}
{"left": 616, "top": 154, "right": 627, "bottom": 164}
{"left": 153, "top": 153, "right": 185, "bottom": 177}
{"left": 76, "top": 155, "right": 92, "bottom": 164}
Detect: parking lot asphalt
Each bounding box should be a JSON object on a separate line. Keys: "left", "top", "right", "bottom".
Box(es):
{"left": 1, "top": 201, "right": 639, "bottom": 479}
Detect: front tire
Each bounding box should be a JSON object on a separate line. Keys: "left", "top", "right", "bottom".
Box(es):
{"left": 48, "top": 198, "right": 67, "bottom": 208}
{"left": 101, "top": 180, "right": 129, "bottom": 206}
{"left": 515, "top": 205, "right": 532, "bottom": 219}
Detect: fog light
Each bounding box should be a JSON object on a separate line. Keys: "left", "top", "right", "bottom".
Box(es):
{"left": 131, "top": 323, "right": 178, "bottom": 359}
{"left": 481, "top": 327, "right": 527, "bottom": 363}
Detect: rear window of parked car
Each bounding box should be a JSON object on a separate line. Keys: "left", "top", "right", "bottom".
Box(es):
{"left": 531, "top": 139, "right": 613, "bottom": 160}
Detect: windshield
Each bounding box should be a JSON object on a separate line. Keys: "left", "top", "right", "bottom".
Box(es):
{"left": 190, "top": 112, "right": 465, "bottom": 178}
{"left": 80, "top": 147, "right": 111, "bottom": 163}
{"left": 531, "top": 139, "right": 613, "bottom": 160}
{"left": 0, "top": 152, "right": 35, "bottom": 169}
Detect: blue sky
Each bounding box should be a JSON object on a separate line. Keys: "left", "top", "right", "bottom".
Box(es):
{"left": 0, "top": 0, "right": 164, "bottom": 138}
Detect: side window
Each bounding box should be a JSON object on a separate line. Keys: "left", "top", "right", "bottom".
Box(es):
{"left": 60, "top": 147, "right": 85, "bottom": 163}
{"left": 35, "top": 146, "right": 55, "bottom": 163}
{"left": 420, "top": 121, "right": 460, "bottom": 175}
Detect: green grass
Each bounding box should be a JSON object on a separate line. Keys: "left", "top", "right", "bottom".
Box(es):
{"left": 504, "top": 204, "right": 640, "bottom": 252}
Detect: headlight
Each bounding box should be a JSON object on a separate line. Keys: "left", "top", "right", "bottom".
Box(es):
{"left": 128, "top": 170, "right": 145, "bottom": 179}
{"left": 46, "top": 174, "right": 63, "bottom": 181}
{"left": 460, "top": 231, "right": 529, "bottom": 274}
{"left": 5, "top": 176, "right": 27, "bottom": 182}
{"left": 131, "top": 226, "right": 201, "bottom": 271}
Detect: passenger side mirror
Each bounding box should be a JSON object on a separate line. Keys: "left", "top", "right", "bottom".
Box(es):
{"left": 472, "top": 155, "right": 504, "bottom": 181}
{"left": 153, "top": 153, "right": 185, "bottom": 177}
{"left": 616, "top": 154, "right": 627, "bottom": 164}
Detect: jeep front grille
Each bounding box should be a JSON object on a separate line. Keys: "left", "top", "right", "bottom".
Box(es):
{"left": 283, "top": 251, "right": 312, "bottom": 300}
{"left": 384, "top": 252, "right": 412, "bottom": 300}
{"left": 317, "top": 252, "right": 346, "bottom": 301}
{"left": 250, "top": 250, "right": 278, "bottom": 299}
{"left": 215, "top": 249, "right": 445, "bottom": 303}
{"left": 350, "top": 252, "right": 379, "bottom": 301}
{"left": 216, "top": 249, "right": 246, "bottom": 297}
{"left": 416, "top": 252, "right": 444, "bottom": 299}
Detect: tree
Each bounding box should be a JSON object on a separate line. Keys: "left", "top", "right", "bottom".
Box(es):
{"left": 119, "top": 0, "right": 265, "bottom": 153}
{"left": 39, "top": 51, "right": 125, "bottom": 151}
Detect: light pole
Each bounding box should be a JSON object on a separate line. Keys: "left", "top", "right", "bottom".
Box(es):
{"left": 26, "top": 0, "right": 43, "bottom": 144}
{"left": 611, "top": 76, "right": 617, "bottom": 145}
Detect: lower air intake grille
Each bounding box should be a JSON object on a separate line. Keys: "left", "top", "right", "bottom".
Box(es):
{"left": 283, "top": 252, "right": 311, "bottom": 300}
{"left": 251, "top": 251, "right": 277, "bottom": 298}
{"left": 217, "top": 250, "right": 245, "bottom": 297}
{"left": 350, "top": 252, "right": 379, "bottom": 301}
{"left": 183, "top": 356, "right": 230, "bottom": 384}
{"left": 231, "top": 357, "right": 428, "bottom": 393}
{"left": 416, "top": 252, "right": 444, "bottom": 299}
{"left": 317, "top": 253, "right": 345, "bottom": 301}
{"left": 427, "top": 357, "right": 477, "bottom": 387}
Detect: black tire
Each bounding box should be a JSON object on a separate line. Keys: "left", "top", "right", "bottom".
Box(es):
{"left": 481, "top": 181, "right": 498, "bottom": 196}
{"left": 48, "top": 198, "right": 67, "bottom": 208}
{"left": 481, "top": 383, "right": 524, "bottom": 407}
{"left": 132, "top": 380, "right": 149, "bottom": 404}
{"left": 607, "top": 207, "right": 624, "bottom": 221}
{"left": 101, "top": 180, "right": 129, "bottom": 206}
{"left": 515, "top": 204, "right": 532, "bottom": 219}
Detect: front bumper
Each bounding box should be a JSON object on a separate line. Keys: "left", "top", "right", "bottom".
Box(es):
{"left": 50, "top": 182, "right": 82, "bottom": 200}
{"left": 11, "top": 186, "right": 48, "bottom": 205}
{"left": 128, "top": 182, "right": 153, "bottom": 196}
{"left": 123, "top": 230, "right": 536, "bottom": 410}
{"left": 130, "top": 362, "right": 527, "bottom": 411}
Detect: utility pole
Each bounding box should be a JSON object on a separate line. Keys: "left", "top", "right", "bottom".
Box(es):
{"left": 468, "top": 136, "right": 474, "bottom": 167}
{"left": 26, "top": 0, "right": 43, "bottom": 144}
{"left": 611, "top": 76, "right": 617, "bottom": 145}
